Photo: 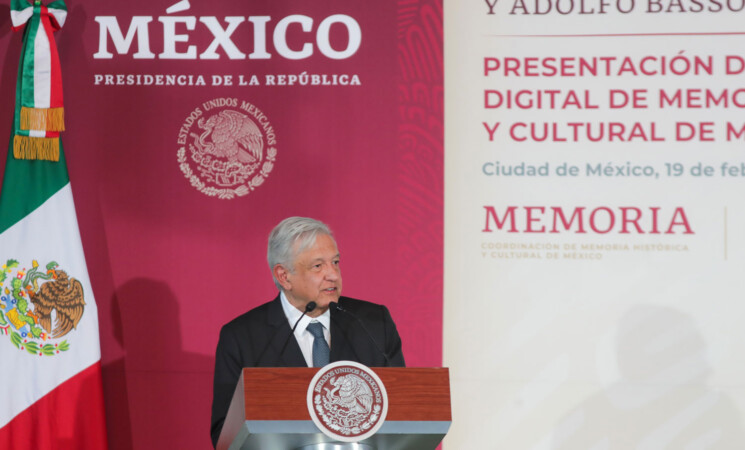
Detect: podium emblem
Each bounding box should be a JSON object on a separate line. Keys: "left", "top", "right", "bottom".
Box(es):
{"left": 307, "top": 361, "right": 389, "bottom": 442}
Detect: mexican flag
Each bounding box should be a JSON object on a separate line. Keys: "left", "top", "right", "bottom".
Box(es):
{"left": 0, "top": 1, "right": 108, "bottom": 448}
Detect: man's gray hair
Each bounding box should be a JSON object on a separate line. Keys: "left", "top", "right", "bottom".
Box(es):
{"left": 267, "top": 217, "right": 333, "bottom": 290}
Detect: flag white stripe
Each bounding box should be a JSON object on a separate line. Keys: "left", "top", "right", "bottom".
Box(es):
{"left": 48, "top": 8, "right": 68, "bottom": 28}
{"left": 33, "top": 21, "right": 52, "bottom": 108}
{"left": 10, "top": 7, "right": 33, "bottom": 29}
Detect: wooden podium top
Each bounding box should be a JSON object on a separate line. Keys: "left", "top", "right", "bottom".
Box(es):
{"left": 219, "top": 367, "right": 451, "bottom": 450}
{"left": 243, "top": 367, "right": 451, "bottom": 421}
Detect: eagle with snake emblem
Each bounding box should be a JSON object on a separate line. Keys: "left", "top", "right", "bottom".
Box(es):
{"left": 188, "top": 109, "right": 265, "bottom": 187}
{"left": 197, "top": 110, "right": 263, "bottom": 164}
{"left": 28, "top": 268, "right": 85, "bottom": 339}
{"left": 0, "top": 261, "right": 85, "bottom": 340}
{"left": 324, "top": 374, "right": 374, "bottom": 415}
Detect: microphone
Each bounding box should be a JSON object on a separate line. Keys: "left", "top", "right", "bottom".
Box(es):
{"left": 330, "top": 302, "right": 390, "bottom": 367}
{"left": 256, "top": 301, "right": 316, "bottom": 366}
{"left": 275, "top": 301, "right": 317, "bottom": 366}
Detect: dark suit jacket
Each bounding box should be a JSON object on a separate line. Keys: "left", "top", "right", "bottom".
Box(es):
{"left": 210, "top": 295, "right": 405, "bottom": 447}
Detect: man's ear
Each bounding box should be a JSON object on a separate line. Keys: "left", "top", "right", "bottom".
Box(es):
{"left": 273, "top": 264, "right": 292, "bottom": 290}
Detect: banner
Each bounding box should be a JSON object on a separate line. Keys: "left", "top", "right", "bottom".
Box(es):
{"left": 445, "top": 1, "right": 745, "bottom": 448}
{"left": 0, "top": 1, "right": 443, "bottom": 448}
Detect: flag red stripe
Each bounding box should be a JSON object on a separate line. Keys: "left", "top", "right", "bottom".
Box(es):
{"left": 40, "top": 5, "right": 63, "bottom": 108}
{"left": 0, "top": 362, "right": 108, "bottom": 449}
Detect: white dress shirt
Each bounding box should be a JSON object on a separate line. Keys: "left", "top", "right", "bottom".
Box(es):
{"left": 280, "top": 291, "right": 331, "bottom": 367}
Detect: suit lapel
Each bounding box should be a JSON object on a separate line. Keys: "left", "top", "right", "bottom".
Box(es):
{"left": 265, "top": 295, "right": 307, "bottom": 367}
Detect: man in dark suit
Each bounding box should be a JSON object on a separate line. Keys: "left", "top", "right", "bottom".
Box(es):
{"left": 210, "top": 217, "right": 405, "bottom": 447}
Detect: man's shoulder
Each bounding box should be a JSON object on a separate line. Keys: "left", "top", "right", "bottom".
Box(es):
{"left": 338, "top": 296, "right": 374, "bottom": 305}
{"left": 337, "top": 296, "right": 386, "bottom": 313}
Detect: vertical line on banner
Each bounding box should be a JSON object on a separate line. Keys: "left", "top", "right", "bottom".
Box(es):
{"left": 724, "top": 207, "right": 728, "bottom": 260}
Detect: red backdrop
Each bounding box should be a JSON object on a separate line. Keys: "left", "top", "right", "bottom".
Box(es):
{"left": 0, "top": 0, "right": 442, "bottom": 448}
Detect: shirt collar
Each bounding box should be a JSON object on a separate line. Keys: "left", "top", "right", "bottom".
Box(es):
{"left": 280, "top": 291, "right": 331, "bottom": 331}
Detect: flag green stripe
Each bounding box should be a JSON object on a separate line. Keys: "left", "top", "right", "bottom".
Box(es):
{"left": 10, "top": 0, "right": 30, "bottom": 12}
{"left": 0, "top": 140, "right": 69, "bottom": 235}
{"left": 48, "top": 1, "right": 68, "bottom": 12}
{"left": 0, "top": 8, "right": 69, "bottom": 235}
{"left": 19, "top": 3, "right": 41, "bottom": 110}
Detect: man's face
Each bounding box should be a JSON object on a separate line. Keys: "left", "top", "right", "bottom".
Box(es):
{"left": 283, "top": 233, "right": 342, "bottom": 315}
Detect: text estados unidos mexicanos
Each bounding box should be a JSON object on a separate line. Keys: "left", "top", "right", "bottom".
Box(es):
{"left": 93, "top": 73, "right": 361, "bottom": 87}
{"left": 314, "top": 367, "right": 361, "bottom": 393}
{"left": 94, "top": 13, "right": 361, "bottom": 60}
{"left": 483, "top": 54, "right": 745, "bottom": 77}
{"left": 177, "top": 98, "right": 277, "bottom": 147}
{"left": 485, "top": 0, "right": 745, "bottom": 15}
